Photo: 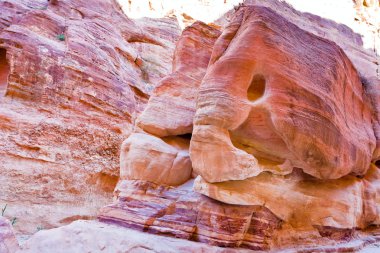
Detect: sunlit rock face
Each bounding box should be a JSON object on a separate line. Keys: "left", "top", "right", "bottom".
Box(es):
{"left": 100, "top": 2, "right": 380, "bottom": 252}
{"left": 1, "top": 0, "right": 380, "bottom": 252}
{"left": 0, "top": 0, "right": 179, "bottom": 235}
{"left": 136, "top": 21, "right": 221, "bottom": 137}
{"left": 190, "top": 5, "right": 376, "bottom": 182}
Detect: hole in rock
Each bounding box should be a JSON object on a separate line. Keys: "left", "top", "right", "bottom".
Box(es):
{"left": 375, "top": 160, "right": 380, "bottom": 168}
{"left": 0, "top": 48, "right": 9, "bottom": 97}
{"left": 247, "top": 74, "right": 266, "bottom": 101}
{"left": 177, "top": 133, "right": 192, "bottom": 140}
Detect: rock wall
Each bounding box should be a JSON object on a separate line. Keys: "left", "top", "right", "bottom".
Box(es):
{"left": 0, "top": 0, "right": 379, "bottom": 252}
{"left": 0, "top": 0, "right": 180, "bottom": 235}
{"left": 98, "top": 0, "right": 380, "bottom": 252}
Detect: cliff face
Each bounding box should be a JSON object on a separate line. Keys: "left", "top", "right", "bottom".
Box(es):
{"left": 0, "top": 0, "right": 180, "bottom": 235}
{"left": 0, "top": 0, "right": 380, "bottom": 252}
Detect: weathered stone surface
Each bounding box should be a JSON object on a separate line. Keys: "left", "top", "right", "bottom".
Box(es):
{"left": 190, "top": 5, "right": 376, "bottom": 182}
{"left": 136, "top": 21, "right": 220, "bottom": 136}
{"left": 99, "top": 179, "right": 281, "bottom": 250}
{"left": 120, "top": 133, "right": 192, "bottom": 186}
{"left": 18, "top": 220, "right": 251, "bottom": 253}
{"left": 0, "top": 217, "right": 20, "bottom": 253}
{"left": 0, "top": 0, "right": 180, "bottom": 235}
{"left": 195, "top": 164, "right": 380, "bottom": 229}
{"left": 97, "top": 2, "right": 380, "bottom": 252}
{"left": 118, "top": 21, "right": 220, "bottom": 186}
{"left": 1, "top": 0, "right": 379, "bottom": 252}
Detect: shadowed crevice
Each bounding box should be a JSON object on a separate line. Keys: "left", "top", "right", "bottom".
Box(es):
{"left": 0, "top": 48, "right": 9, "bottom": 97}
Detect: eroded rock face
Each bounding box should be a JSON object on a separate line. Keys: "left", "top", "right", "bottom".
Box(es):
{"left": 120, "top": 133, "right": 192, "bottom": 186}
{"left": 190, "top": 5, "right": 376, "bottom": 182}
{"left": 118, "top": 21, "right": 220, "bottom": 186}
{"left": 195, "top": 164, "right": 380, "bottom": 229}
{"left": 99, "top": 180, "right": 281, "bottom": 250}
{"left": 136, "top": 21, "right": 221, "bottom": 136}
{"left": 19, "top": 220, "right": 251, "bottom": 253}
{"left": 99, "top": 2, "right": 380, "bottom": 252}
{"left": 0, "top": 0, "right": 180, "bottom": 235}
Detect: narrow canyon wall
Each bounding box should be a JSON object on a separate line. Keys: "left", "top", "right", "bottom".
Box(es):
{"left": 0, "top": 0, "right": 379, "bottom": 252}
{"left": 0, "top": 0, "right": 180, "bottom": 235}
{"left": 98, "top": 1, "right": 380, "bottom": 252}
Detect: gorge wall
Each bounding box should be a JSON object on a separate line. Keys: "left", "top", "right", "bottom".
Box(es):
{"left": 0, "top": 0, "right": 379, "bottom": 252}
{"left": 0, "top": 0, "right": 180, "bottom": 235}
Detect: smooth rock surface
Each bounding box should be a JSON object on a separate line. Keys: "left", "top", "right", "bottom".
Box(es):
{"left": 136, "top": 21, "right": 220, "bottom": 137}
{"left": 195, "top": 164, "right": 380, "bottom": 229}
{"left": 120, "top": 133, "right": 192, "bottom": 186}
{"left": 190, "top": 5, "right": 376, "bottom": 182}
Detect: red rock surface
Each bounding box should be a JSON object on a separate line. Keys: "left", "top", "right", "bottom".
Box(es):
{"left": 191, "top": 5, "right": 376, "bottom": 182}
{"left": 136, "top": 21, "right": 220, "bottom": 136}
{"left": 20, "top": 220, "right": 252, "bottom": 253}
{"left": 118, "top": 21, "right": 219, "bottom": 187}
{"left": 99, "top": 180, "right": 281, "bottom": 250}
{"left": 99, "top": 2, "right": 380, "bottom": 252}
{"left": 0, "top": 0, "right": 180, "bottom": 235}
{"left": 0, "top": 0, "right": 379, "bottom": 252}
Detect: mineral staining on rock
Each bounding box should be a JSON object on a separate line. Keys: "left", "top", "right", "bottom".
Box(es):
{"left": 1, "top": 0, "right": 380, "bottom": 252}
{"left": 101, "top": 2, "right": 380, "bottom": 252}
{"left": 191, "top": 5, "right": 376, "bottom": 182}
{"left": 0, "top": 0, "right": 180, "bottom": 235}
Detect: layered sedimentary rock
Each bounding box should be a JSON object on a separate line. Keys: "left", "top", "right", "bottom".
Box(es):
{"left": 190, "top": 5, "right": 376, "bottom": 182}
{"left": 190, "top": 5, "right": 380, "bottom": 248}
{"left": 98, "top": 2, "right": 380, "bottom": 252}
{"left": 99, "top": 180, "right": 281, "bottom": 250}
{"left": 195, "top": 164, "right": 380, "bottom": 229}
{"left": 118, "top": 21, "right": 220, "bottom": 187}
{"left": 1, "top": 0, "right": 379, "bottom": 252}
{"left": 20, "top": 220, "right": 252, "bottom": 253}
{"left": 0, "top": 217, "right": 19, "bottom": 253}
{"left": 0, "top": 0, "right": 179, "bottom": 234}
{"left": 100, "top": 20, "right": 285, "bottom": 250}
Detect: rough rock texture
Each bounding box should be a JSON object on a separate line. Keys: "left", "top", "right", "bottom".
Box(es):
{"left": 99, "top": 1, "right": 380, "bottom": 252}
{"left": 0, "top": 217, "right": 20, "bottom": 253}
{"left": 99, "top": 180, "right": 281, "bottom": 250}
{"left": 0, "top": 0, "right": 180, "bottom": 235}
{"left": 18, "top": 220, "right": 251, "bottom": 253}
{"left": 1, "top": 0, "right": 380, "bottom": 252}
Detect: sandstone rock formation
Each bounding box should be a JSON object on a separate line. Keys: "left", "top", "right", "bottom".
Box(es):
{"left": 19, "top": 220, "right": 251, "bottom": 253}
{"left": 99, "top": 1, "right": 380, "bottom": 252}
{"left": 190, "top": 4, "right": 380, "bottom": 246}
{"left": 191, "top": 5, "right": 376, "bottom": 182}
{"left": 136, "top": 21, "right": 220, "bottom": 137}
{"left": 0, "top": 0, "right": 179, "bottom": 235}
{"left": 99, "top": 180, "right": 281, "bottom": 250}
{"left": 0, "top": 0, "right": 379, "bottom": 252}
{"left": 118, "top": 21, "right": 219, "bottom": 187}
